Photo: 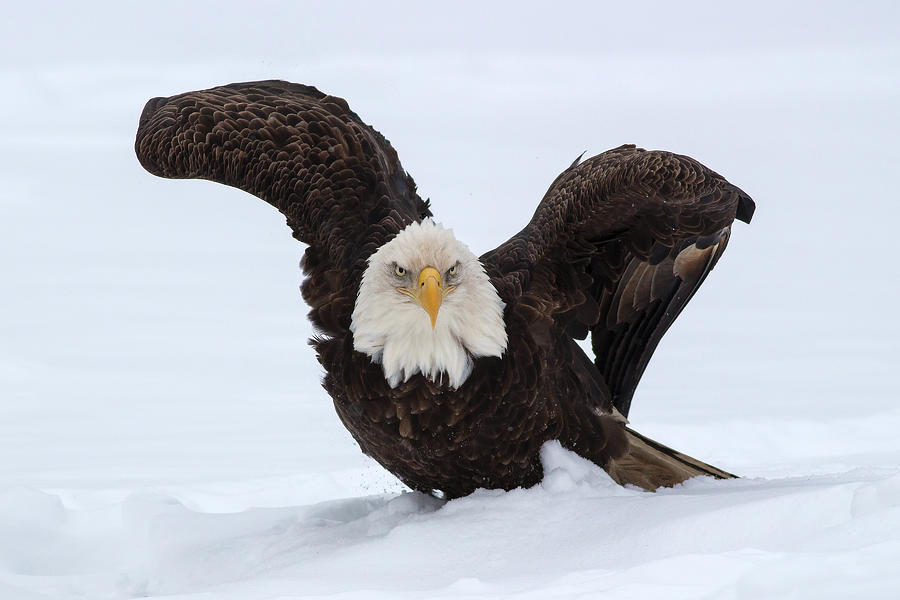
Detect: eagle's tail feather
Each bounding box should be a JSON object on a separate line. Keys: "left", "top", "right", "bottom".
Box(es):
{"left": 605, "top": 426, "right": 736, "bottom": 490}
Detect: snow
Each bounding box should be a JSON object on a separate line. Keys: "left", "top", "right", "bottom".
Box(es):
{"left": 3, "top": 446, "right": 900, "bottom": 599}
{"left": 2, "top": 1, "right": 899, "bottom": 598}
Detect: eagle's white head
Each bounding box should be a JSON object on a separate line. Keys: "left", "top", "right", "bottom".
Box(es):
{"left": 350, "top": 219, "right": 508, "bottom": 389}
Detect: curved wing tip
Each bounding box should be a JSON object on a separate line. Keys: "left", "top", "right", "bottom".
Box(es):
{"left": 736, "top": 192, "right": 756, "bottom": 224}
{"left": 138, "top": 96, "right": 167, "bottom": 130}
{"left": 135, "top": 96, "right": 169, "bottom": 176}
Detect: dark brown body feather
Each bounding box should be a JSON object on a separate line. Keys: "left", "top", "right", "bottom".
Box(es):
{"left": 135, "top": 81, "right": 753, "bottom": 498}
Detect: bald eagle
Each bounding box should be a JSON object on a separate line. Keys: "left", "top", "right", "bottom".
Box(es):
{"left": 135, "top": 80, "right": 754, "bottom": 498}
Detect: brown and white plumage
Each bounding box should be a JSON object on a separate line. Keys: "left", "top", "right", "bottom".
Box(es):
{"left": 135, "top": 80, "right": 754, "bottom": 498}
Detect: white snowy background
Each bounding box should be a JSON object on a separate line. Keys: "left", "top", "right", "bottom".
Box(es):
{"left": 2, "top": 1, "right": 899, "bottom": 598}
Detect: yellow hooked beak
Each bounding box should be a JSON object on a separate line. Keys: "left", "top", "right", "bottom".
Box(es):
{"left": 417, "top": 266, "right": 443, "bottom": 329}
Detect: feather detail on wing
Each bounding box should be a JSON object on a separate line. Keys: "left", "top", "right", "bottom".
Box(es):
{"left": 134, "top": 80, "right": 431, "bottom": 334}
{"left": 483, "top": 145, "right": 754, "bottom": 416}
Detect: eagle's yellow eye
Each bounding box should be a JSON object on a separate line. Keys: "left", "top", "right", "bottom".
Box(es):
{"left": 394, "top": 265, "right": 406, "bottom": 277}
{"left": 448, "top": 264, "right": 458, "bottom": 277}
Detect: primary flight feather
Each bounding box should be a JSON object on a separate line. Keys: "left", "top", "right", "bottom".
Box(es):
{"left": 135, "top": 80, "right": 754, "bottom": 498}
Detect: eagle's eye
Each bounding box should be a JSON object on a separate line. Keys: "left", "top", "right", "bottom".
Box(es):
{"left": 394, "top": 265, "right": 406, "bottom": 277}
{"left": 448, "top": 263, "right": 458, "bottom": 277}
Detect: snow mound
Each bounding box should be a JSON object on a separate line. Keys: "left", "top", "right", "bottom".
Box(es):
{"left": 2, "top": 447, "right": 899, "bottom": 599}
{"left": 539, "top": 440, "right": 638, "bottom": 495}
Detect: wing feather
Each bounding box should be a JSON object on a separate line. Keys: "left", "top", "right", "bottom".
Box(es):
{"left": 135, "top": 80, "right": 428, "bottom": 269}
{"left": 483, "top": 145, "right": 753, "bottom": 416}
{"left": 135, "top": 80, "right": 431, "bottom": 335}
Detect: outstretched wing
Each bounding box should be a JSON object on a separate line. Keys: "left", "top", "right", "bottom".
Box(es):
{"left": 482, "top": 145, "right": 754, "bottom": 417}
{"left": 135, "top": 80, "right": 430, "bottom": 335}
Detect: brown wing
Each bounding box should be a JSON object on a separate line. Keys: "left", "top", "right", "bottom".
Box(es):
{"left": 483, "top": 145, "right": 754, "bottom": 416}
{"left": 135, "top": 80, "right": 430, "bottom": 335}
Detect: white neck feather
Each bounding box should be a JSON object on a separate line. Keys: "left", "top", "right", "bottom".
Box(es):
{"left": 350, "top": 220, "right": 507, "bottom": 389}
